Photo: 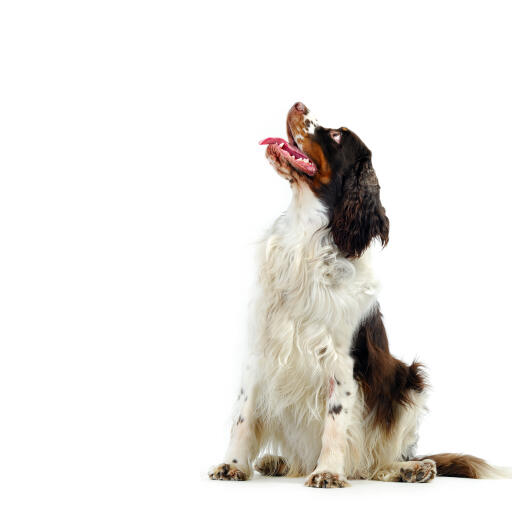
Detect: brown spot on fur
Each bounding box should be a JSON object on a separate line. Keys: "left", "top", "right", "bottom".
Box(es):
{"left": 329, "top": 404, "right": 342, "bottom": 415}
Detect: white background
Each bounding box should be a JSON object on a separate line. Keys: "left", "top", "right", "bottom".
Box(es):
{"left": 1, "top": 1, "right": 511, "bottom": 511}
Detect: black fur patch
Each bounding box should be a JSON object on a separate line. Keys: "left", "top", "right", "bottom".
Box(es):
{"left": 328, "top": 404, "right": 343, "bottom": 417}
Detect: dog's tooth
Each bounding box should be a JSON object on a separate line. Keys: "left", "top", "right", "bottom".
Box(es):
{"left": 279, "top": 143, "right": 284, "bottom": 147}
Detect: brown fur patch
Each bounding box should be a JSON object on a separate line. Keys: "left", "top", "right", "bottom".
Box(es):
{"left": 299, "top": 137, "right": 333, "bottom": 188}
{"left": 351, "top": 307, "right": 426, "bottom": 432}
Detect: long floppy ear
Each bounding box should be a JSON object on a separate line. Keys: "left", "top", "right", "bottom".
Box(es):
{"left": 331, "top": 160, "right": 389, "bottom": 258}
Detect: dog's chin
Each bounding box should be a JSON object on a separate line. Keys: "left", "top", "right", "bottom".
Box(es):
{"left": 265, "top": 148, "right": 292, "bottom": 181}
{"left": 265, "top": 145, "right": 313, "bottom": 184}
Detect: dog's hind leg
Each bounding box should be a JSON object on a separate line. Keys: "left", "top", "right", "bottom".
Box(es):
{"left": 254, "top": 455, "right": 289, "bottom": 476}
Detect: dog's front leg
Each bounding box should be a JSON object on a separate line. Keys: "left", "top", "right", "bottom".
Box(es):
{"left": 208, "top": 380, "right": 260, "bottom": 481}
{"left": 305, "top": 364, "right": 357, "bottom": 488}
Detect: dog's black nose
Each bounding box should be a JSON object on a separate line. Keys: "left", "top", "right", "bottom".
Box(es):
{"left": 293, "top": 102, "right": 306, "bottom": 113}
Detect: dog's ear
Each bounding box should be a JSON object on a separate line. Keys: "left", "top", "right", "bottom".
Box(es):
{"left": 331, "top": 159, "right": 389, "bottom": 258}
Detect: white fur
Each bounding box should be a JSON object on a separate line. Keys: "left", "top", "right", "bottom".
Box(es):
{"left": 304, "top": 111, "right": 319, "bottom": 134}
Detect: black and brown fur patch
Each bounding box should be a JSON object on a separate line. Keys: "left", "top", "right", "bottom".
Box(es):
{"left": 329, "top": 158, "right": 389, "bottom": 258}
{"left": 351, "top": 307, "right": 426, "bottom": 433}
{"left": 415, "top": 453, "right": 492, "bottom": 478}
{"left": 287, "top": 108, "right": 389, "bottom": 258}
{"left": 298, "top": 137, "right": 333, "bottom": 189}
{"left": 254, "top": 455, "right": 290, "bottom": 477}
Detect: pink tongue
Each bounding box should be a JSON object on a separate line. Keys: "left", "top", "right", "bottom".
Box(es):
{"left": 259, "top": 137, "right": 310, "bottom": 161}
{"left": 259, "top": 137, "right": 287, "bottom": 145}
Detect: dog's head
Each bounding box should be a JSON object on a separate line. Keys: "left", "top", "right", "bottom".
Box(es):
{"left": 261, "top": 102, "right": 389, "bottom": 258}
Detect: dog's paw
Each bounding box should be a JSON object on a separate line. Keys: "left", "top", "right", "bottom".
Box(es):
{"left": 305, "top": 471, "right": 349, "bottom": 488}
{"left": 208, "top": 463, "right": 248, "bottom": 481}
{"left": 400, "top": 459, "right": 436, "bottom": 483}
{"left": 255, "top": 455, "right": 289, "bottom": 476}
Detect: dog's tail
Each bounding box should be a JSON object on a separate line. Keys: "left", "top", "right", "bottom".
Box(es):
{"left": 415, "top": 453, "right": 512, "bottom": 479}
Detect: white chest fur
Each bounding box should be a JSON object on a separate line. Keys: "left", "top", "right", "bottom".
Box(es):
{"left": 249, "top": 185, "right": 380, "bottom": 421}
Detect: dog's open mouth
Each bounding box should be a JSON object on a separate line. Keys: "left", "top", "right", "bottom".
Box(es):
{"left": 259, "top": 137, "right": 317, "bottom": 176}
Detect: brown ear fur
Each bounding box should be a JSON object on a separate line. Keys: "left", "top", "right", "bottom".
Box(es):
{"left": 331, "top": 160, "right": 389, "bottom": 258}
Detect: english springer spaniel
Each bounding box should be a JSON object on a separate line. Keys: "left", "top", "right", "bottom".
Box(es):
{"left": 208, "top": 102, "right": 508, "bottom": 487}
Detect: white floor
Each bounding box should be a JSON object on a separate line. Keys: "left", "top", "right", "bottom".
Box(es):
{"left": 199, "top": 471, "right": 511, "bottom": 511}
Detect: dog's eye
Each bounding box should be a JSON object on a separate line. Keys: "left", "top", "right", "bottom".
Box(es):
{"left": 330, "top": 130, "right": 341, "bottom": 144}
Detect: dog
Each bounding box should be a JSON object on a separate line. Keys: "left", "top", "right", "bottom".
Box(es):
{"left": 208, "top": 102, "right": 509, "bottom": 487}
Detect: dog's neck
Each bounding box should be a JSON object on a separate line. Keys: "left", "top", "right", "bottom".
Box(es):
{"left": 285, "top": 182, "right": 328, "bottom": 232}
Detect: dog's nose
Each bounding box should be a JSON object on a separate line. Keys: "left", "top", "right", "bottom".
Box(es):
{"left": 294, "top": 102, "right": 306, "bottom": 112}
